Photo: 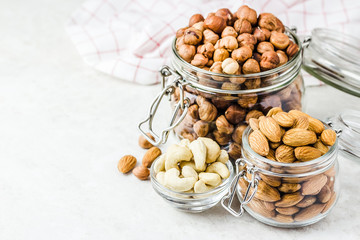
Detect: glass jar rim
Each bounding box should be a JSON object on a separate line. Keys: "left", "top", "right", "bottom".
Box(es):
{"left": 150, "top": 157, "right": 235, "bottom": 197}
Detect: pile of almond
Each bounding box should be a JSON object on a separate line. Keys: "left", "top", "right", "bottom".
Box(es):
{"left": 241, "top": 107, "right": 337, "bottom": 223}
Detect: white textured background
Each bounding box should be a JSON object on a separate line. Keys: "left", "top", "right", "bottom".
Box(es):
{"left": 1, "top": 0, "right": 360, "bottom": 239}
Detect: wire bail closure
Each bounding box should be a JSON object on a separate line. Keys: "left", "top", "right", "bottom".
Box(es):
{"left": 221, "top": 158, "right": 259, "bottom": 217}
{"left": 138, "top": 65, "right": 190, "bottom": 146}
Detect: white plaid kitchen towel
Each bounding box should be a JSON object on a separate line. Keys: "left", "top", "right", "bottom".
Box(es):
{"left": 66, "top": 0, "right": 360, "bottom": 85}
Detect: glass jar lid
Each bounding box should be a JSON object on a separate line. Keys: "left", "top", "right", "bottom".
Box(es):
{"left": 327, "top": 109, "right": 360, "bottom": 161}
{"left": 302, "top": 28, "right": 360, "bottom": 97}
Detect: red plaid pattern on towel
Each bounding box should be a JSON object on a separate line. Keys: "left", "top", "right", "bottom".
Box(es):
{"left": 66, "top": 0, "right": 360, "bottom": 85}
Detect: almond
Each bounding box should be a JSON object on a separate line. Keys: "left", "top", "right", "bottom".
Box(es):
{"left": 276, "top": 206, "right": 300, "bottom": 215}
{"left": 142, "top": 147, "right": 162, "bottom": 167}
{"left": 248, "top": 198, "right": 276, "bottom": 218}
{"left": 288, "top": 110, "right": 309, "bottom": 119}
{"left": 308, "top": 117, "right": 325, "bottom": 134}
{"left": 118, "top": 155, "right": 137, "bottom": 173}
{"left": 132, "top": 165, "right": 150, "bottom": 180}
{"left": 324, "top": 166, "right": 336, "bottom": 177}
{"left": 273, "top": 214, "right": 294, "bottom": 223}
{"left": 138, "top": 133, "right": 155, "bottom": 149}
{"left": 249, "top": 130, "right": 269, "bottom": 156}
{"left": 255, "top": 180, "right": 281, "bottom": 202}
{"left": 301, "top": 174, "right": 327, "bottom": 195}
{"left": 259, "top": 117, "right": 282, "bottom": 142}
{"left": 318, "top": 185, "right": 331, "bottom": 203}
{"left": 275, "top": 192, "right": 304, "bottom": 207}
{"left": 275, "top": 145, "right": 296, "bottom": 163}
{"left": 259, "top": 173, "right": 281, "bottom": 187}
{"left": 294, "top": 146, "right": 322, "bottom": 161}
{"left": 296, "top": 196, "right": 317, "bottom": 208}
{"left": 322, "top": 192, "right": 337, "bottom": 213}
{"left": 269, "top": 141, "right": 281, "bottom": 149}
{"left": 282, "top": 128, "right": 317, "bottom": 147}
{"left": 294, "top": 204, "right": 325, "bottom": 222}
{"left": 314, "top": 139, "right": 329, "bottom": 155}
{"left": 266, "top": 148, "right": 276, "bottom": 161}
{"left": 278, "top": 183, "right": 301, "bottom": 193}
{"left": 249, "top": 118, "right": 259, "bottom": 130}
{"left": 320, "top": 129, "right": 337, "bottom": 146}
{"left": 272, "top": 112, "right": 295, "bottom": 128}
{"left": 293, "top": 116, "right": 309, "bottom": 129}
{"left": 266, "top": 107, "right": 283, "bottom": 117}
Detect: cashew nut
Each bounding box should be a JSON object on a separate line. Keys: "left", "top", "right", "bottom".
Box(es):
{"left": 206, "top": 162, "right": 230, "bottom": 179}
{"left": 216, "top": 149, "right": 229, "bottom": 164}
{"left": 180, "top": 160, "right": 206, "bottom": 172}
{"left": 189, "top": 139, "right": 207, "bottom": 171}
{"left": 181, "top": 165, "right": 198, "bottom": 180}
{"left": 198, "top": 137, "right": 221, "bottom": 163}
{"left": 199, "top": 172, "right": 221, "bottom": 187}
{"left": 156, "top": 171, "right": 166, "bottom": 185}
{"left": 165, "top": 144, "right": 193, "bottom": 170}
{"left": 179, "top": 139, "right": 191, "bottom": 148}
{"left": 164, "top": 168, "right": 197, "bottom": 192}
{"left": 154, "top": 154, "right": 166, "bottom": 173}
{"left": 194, "top": 179, "right": 215, "bottom": 193}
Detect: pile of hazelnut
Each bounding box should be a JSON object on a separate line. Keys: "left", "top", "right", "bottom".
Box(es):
{"left": 175, "top": 6, "right": 299, "bottom": 79}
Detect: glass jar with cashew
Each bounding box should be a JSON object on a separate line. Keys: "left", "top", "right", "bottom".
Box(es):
{"left": 150, "top": 138, "right": 235, "bottom": 213}
{"left": 220, "top": 115, "right": 339, "bottom": 227}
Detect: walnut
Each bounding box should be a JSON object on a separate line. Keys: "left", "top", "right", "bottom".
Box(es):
{"left": 234, "top": 19, "right": 252, "bottom": 34}
{"left": 189, "top": 14, "right": 204, "bottom": 27}
{"left": 231, "top": 46, "right": 252, "bottom": 64}
{"left": 203, "top": 29, "right": 219, "bottom": 45}
{"left": 215, "top": 8, "right": 234, "bottom": 25}
{"left": 270, "top": 31, "right": 290, "bottom": 50}
{"left": 237, "top": 93, "right": 258, "bottom": 108}
{"left": 236, "top": 5, "right": 257, "bottom": 25}
{"left": 258, "top": 13, "right": 284, "bottom": 32}
{"left": 178, "top": 44, "right": 196, "bottom": 62}
{"left": 183, "top": 27, "right": 203, "bottom": 45}
{"left": 221, "top": 26, "right": 238, "bottom": 38}
{"left": 225, "top": 104, "right": 246, "bottom": 124}
{"left": 218, "top": 36, "right": 238, "bottom": 52}
{"left": 242, "top": 59, "right": 260, "bottom": 74}
{"left": 237, "top": 33, "right": 257, "bottom": 50}
{"left": 221, "top": 58, "right": 239, "bottom": 74}
{"left": 260, "top": 51, "right": 280, "bottom": 71}
{"left": 213, "top": 48, "right": 229, "bottom": 62}
{"left": 191, "top": 54, "right": 209, "bottom": 68}
{"left": 204, "top": 15, "right": 227, "bottom": 34}
{"left": 276, "top": 50, "right": 288, "bottom": 66}
{"left": 257, "top": 41, "right": 274, "bottom": 54}
{"left": 197, "top": 43, "right": 215, "bottom": 58}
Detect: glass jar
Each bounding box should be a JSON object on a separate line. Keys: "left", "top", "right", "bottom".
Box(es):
{"left": 221, "top": 124, "right": 339, "bottom": 228}
{"left": 139, "top": 27, "right": 304, "bottom": 156}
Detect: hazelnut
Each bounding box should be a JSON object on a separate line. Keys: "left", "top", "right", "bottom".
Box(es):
{"left": 232, "top": 124, "right": 247, "bottom": 144}
{"left": 213, "top": 129, "right": 231, "bottom": 146}
{"left": 138, "top": 133, "right": 155, "bottom": 149}
{"left": 222, "top": 58, "right": 239, "bottom": 74}
{"left": 197, "top": 43, "right": 215, "bottom": 58}
{"left": 187, "top": 104, "right": 199, "bottom": 119}
{"left": 228, "top": 142, "right": 242, "bottom": 159}
{"left": 213, "top": 48, "right": 229, "bottom": 62}
{"left": 206, "top": 59, "right": 214, "bottom": 67}
{"left": 178, "top": 44, "right": 196, "bottom": 62}
{"left": 236, "top": 5, "right": 257, "bottom": 25}
{"left": 229, "top": 69, "right": 245, "bottom": 84}
{"left": 192, "top": 21, "right": 205, "bottom": 32}
{"left": 276, "top": 50, "right": 288, "bottom": 66}
{"left": 242, "top": 59, "right": 260, "bottom": 74}
{"left": 176, "top": 27, "right": 187, "bottom": 38}
{"left": 270, "top": 31, "right": 290, "bottom": 50}
{"left": 245, "top": 110, "right": 264, "bottom": 122}
{"left": 183, "top": 27, "right": 203, "bottom": 45}
{"left": 234, "top": 19, "right": 252, "bottom": 34}
{"left": 132, "top": 165, "right": 150, "bottom": 180}
{"left": 189, "top": 14, "right": 204, "bottom": 27}
{"left": 221, "top": 26, "right": 238, "bottom": 38}
{"left": 180, "top": 130, "right": 196, "bottom": 142}
{"left": 209, "top": 61, "right": 224, "bottom": 81}
{"left": 216, "top": 115, "right": 234, "bottom": 134}
{"left": 193, "top": 120, "right": 210, "bottom": 137}
{"left": 215, "top": 8, "right": 234, "bottom": 25}
{"left": 198, "top": 100, "right": 218, "bottom": 121}
{"left": 286, "top": 41, "right": 299, "bottom": 58}
{"left": 259, "top": 95, "right": 282, "bottom": 113}
{"left": 244, "top": 78, "right": 261, "bottom": 89}
{"left": 212, "top": 99, "right": 232, "bottom": 110}
{"left": 253, "top": 52, "right": 262, "bottom": 62}
{"left": 258, "top": 13, "right": 284, "bottom": 32}
{"left": 225, "top": 104, "right": 246, "bottom": 124}
{"left": 221, "top": 82, "right": 241, "bottom": 91}
{"left": 175, "top": 36, "right": 185, "bottom": 50}
{"left": 237, "top": 33, "right": 257, "bottom": 50}
{"left": 231, "top": 46, "right": 252, "bottom": 64}
{"left": 203, "top": 29, "right": 219, "bottom": 45}
{"left": 253, "top": 27, "right": 271, "bottom": 42}
{"left": 219, "top": 36, "right": 238, "bottom": 51}
{"left": 204, "top": 15, "right": 226, "bottom": 34}
{"left": 257, "top": 41, "right": 275, "bottom": 54}
{"left": 260, "top": 51, "right": 280, "bottom": 71}
{"left": 191, "top": 53, "right": 209, "bottom": 67}
{"left": 238, "top": 93, "right": 258, "bottom": 108}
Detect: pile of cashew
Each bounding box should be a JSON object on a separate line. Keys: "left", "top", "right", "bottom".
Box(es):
{"left": 154, "top": 137, "right": 231, "bottom": 193}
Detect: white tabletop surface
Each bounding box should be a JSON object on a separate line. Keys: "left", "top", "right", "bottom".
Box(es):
{"left": 1, "top": 1, "right": 360, "bottom": 239}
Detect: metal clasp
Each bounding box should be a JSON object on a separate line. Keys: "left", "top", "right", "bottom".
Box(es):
{"left": 221, "top": 158, "right": 258, "bottom": 217}
{"left": 138, "top": 65, "right": 190, "bottom": 146}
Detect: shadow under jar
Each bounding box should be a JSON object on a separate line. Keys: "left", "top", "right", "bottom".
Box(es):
{"left": 169, "top": 28, "right": 304, "bottom": 159}
{"left": 221, "top": 125, "right": 339, "bottom": 228}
